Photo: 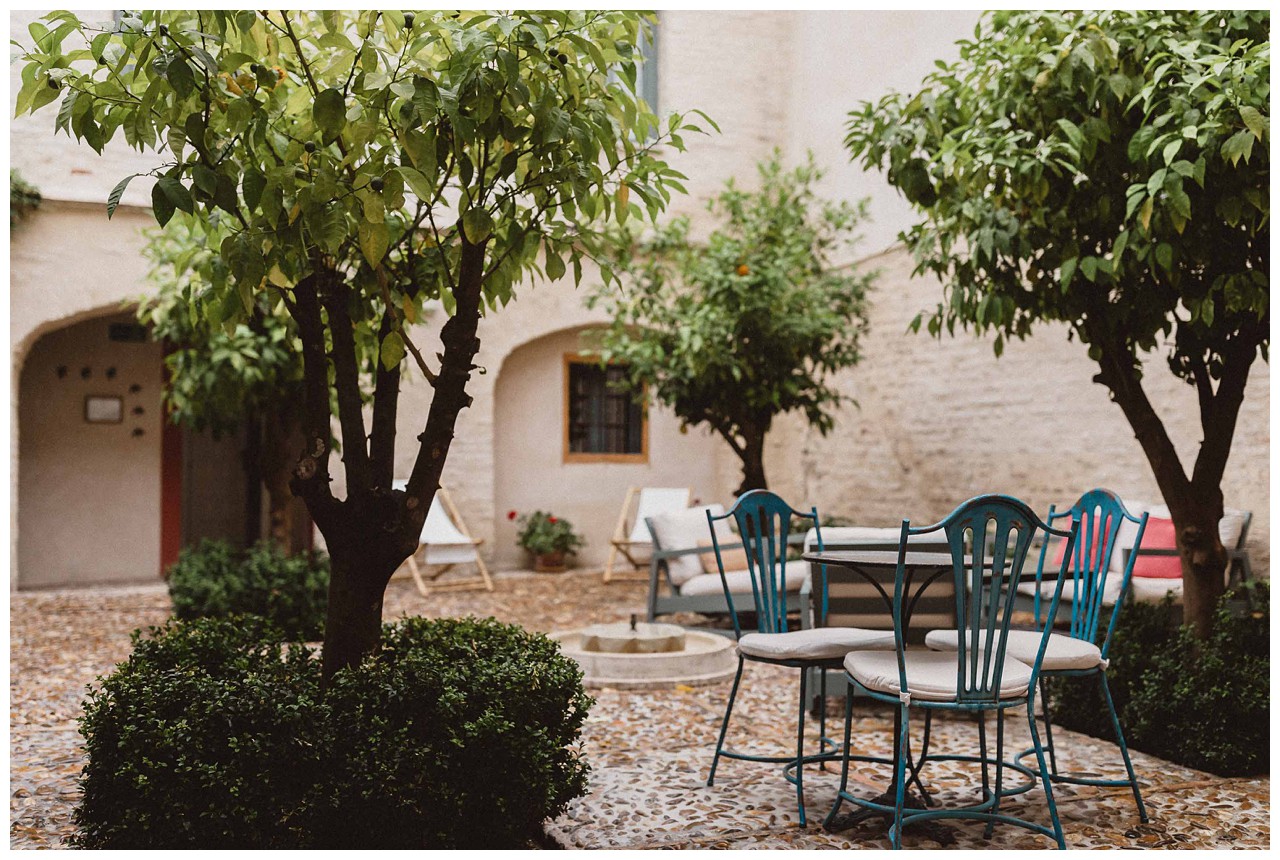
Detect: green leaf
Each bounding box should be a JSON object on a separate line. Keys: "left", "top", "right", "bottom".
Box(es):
{"left": 151, "top": 180, "right": 176, "bottom": 227}
{"left": 241, "top": 171, "right": 266, "bottom": 211}
{"left": 313, "top": 87, "right": 347, "bottom": 138}
{"left": 156, "top": 176, "right": 194, "bottom": 215}
{"left": 1154, "top": 242, "right": 1173, "bottom": 272}
{"left": 461, "top": 207, "right": 494, "bottom": 244}
{"left": 1059, "top": 256, "right": 1077, "bottom": 291}
{"left": 358, "top": 219, "right": 389, "bottom": 265}
{"left": 545, "top": 246, "right": 566, "bottom": 281}
{"left": 379, "top": 330, "right": 405, "bottom": 370}
{"left": 1238, "top": 105, "right": 1267, "bottom": 141}
{"left": 106, "top": 174, "right": 137, "bottom": 219}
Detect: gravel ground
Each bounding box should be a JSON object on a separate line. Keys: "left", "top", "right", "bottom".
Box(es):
{"left": 10, "top": 570, "right": 1270, "bottom": 849}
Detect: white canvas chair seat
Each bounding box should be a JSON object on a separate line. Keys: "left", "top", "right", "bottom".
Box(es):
{"left": 925, "top": 628, "right": 1103, "bottom": 672}
{"left": 738, "top": 627, "right": 895, "bottom": 662}
{"left": 605, "top": 486, "right": 691, "bottom": 582}
{"left": 391, "top": 481, "right": 492, "bottom": 595}
{"left": 844, "top": 649, "right": 1034, "bottom": 702}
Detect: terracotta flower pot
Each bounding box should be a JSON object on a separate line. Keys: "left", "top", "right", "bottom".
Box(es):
{"left": 534, "top": 551, "right": 568, "bottom": 573}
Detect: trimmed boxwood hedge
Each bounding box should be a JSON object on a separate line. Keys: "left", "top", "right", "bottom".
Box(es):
{"left": 1046, "top": 581, "right": 1268, "bottom": 777}
{"left": 74, "top": 615, "right": 593, "bottom": 848}
{"left": 166, "top": 539, "right": 329, "bottom": 640}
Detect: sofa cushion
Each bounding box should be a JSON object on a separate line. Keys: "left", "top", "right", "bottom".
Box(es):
{"left": 678, "top": 569, "right": 808, "bottom": 597}
{"left": 647, "top": 505, "right": 731, "bottom": 587}
{"left": 697, "top": 539, "right": 750, "bottom": 575}
{"left": 1130, "top": 517, "right": 1182, "bottom": 578}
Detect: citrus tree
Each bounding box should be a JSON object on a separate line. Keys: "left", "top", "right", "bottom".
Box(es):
{"left": 845, "top": 10, "right": 1269, "bottom": 635}
{"left": 139, "top": 224, "right": 309, "bottom": 553}
{"left": 17, "top": 10, "right": 705, "bottom": 674}
{"left": 591, "top": 152, "right": 874, "bottom": 495}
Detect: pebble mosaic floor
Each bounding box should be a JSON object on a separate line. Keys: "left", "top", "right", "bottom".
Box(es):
{"left": 10, "top": 570, "right": 1270, "bottom": 849}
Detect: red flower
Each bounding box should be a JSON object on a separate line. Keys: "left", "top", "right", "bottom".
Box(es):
{"left": 507, "top": 510, "right": 518, "bottom": 521}
{"left": 548, "top": 516, "right": 558, "bottom": 524}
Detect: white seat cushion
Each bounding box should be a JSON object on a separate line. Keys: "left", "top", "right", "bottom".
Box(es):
{"left": 739, "top": 627, "right": 895, "bottom": 661}
{"left": 678, "top": 569, "right": 808, "bottom": 597}
{"left": 925, "top": 629, "right": 1102, "bottom": 672}
{"left": 844, "top": 649, "right": 1034, "bottom": 702}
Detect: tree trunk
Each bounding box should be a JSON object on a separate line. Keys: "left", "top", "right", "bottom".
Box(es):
{"left": 320, "top": 544, "right": 396, "bottom": 677}
{"left": 1092, "top": 335, "right": 1254, "bottom": 637}
{"left": 1164, "top": 491, "right": 1229, "bottom": 637}
{"left": 734, "top": 425, "right": 769, "bottom": 496}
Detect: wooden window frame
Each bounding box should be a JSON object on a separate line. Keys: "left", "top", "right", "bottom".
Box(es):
{"left": 562, "top": 352, "right": 649, "bottom": 464}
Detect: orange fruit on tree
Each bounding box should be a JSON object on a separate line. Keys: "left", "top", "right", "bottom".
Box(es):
{"left": 736, "top": 264, "right": 750, "bottom": 276}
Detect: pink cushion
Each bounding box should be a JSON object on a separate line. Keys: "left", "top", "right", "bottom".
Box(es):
{"left": 1130, "top": 517, "right": 1182, "bottom": 579}
{"left": 1051, "top": 515, "right": 1113, "bottom": 569}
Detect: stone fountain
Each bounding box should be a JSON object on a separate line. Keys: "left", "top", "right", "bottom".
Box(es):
{"left": 551, "top": 614, "right": 738, "bottom": 689}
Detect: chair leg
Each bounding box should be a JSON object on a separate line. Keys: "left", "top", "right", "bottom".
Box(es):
{"left": 1100, "top": 670, "right": 1148, "bottom": 823}
{"left": 985, "top": 709, "right": 1005, "bottom": 839}
{"left": 407, "top": 554, "right": 430, "bottom": 597}
{"left": 911, "top": 709, "right": 933, "bottom": 805}
{"left": 795, "top": 669, "right": 808, "bottom": 827}
{"left": 824, "top": 687, "right": 856, "bottom": 829}
{"left": 1026, "top": 694, "right": 1066, "bottom": 849}
{"left": 603, "top": 544, "right": 619, "bottom": 583}
{"left": 708, "top": 655, "right": 745, "bottom": 787}
{"left": 818, "top": 668, "right": 828, "bottom": 772}
{"left": 1039, "top": 676, "right": 1060, "bottom": 776}
{"left": 978, "top": 711, "right": 990, "bottom": 806}
{"left": 891, "top": 704, "right": 910, "bottom": 850}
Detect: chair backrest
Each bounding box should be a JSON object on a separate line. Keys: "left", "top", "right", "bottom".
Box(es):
{"left": 626, "top": 487, "right": 691, "bottom": 543}
{"left": 1032, "top": 488, "right": 1147, "bottom": 656}
{"left": 708, "top": 489, "right": 818, "bottom": 638}
{"left": 900, "top": 494, "right": 1078, "bottom": 705}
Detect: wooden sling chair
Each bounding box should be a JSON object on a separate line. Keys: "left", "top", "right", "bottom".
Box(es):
{"left": 603, "top": 486, "right": 691, "bottom": 583}
{"left": 392, "top": 481, "right": 494, "bottom": 595}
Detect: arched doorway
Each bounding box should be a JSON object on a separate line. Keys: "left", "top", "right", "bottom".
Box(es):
{"left": 15, "top": 309, "right": 292, "bottom": 589}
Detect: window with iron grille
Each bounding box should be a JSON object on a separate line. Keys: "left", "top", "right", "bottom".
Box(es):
{"left": 564, "top": 357, "right": 645, "bottom": 460}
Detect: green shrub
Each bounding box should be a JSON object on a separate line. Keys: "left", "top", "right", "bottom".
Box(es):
{"left": 167, "top": 539, "right": 329, "bottom": 640}
{"left": 73, "top": 617, "right": 324, "bottom": 848}
{"left": 1047, "top": 582, "right": 1268, "bottom": 776}
{"left": 301, "top": 617, "right": 594, "bottom": 848}
{"left": 74, "top": 616, "right": 593, "bottom": 849}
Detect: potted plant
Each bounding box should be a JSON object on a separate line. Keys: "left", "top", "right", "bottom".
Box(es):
{"left": 511, "top": 510, "right": 585, "bottom": 573}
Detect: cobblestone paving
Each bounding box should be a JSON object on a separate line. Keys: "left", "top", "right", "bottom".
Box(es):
{"left": 10, "top": 571, "right": 1270, "bottom": 849}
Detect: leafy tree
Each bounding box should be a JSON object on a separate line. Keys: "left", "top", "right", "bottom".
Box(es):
{"left": 18, "top": 10, "right": 704, "bottom": 674}
{"left": 10, "top": 170, "right": 41, "bottom": 227}
{"left": 845, "top": 10, "right": 1268, "bottom": 635}
{"left": 139, "top": 224, "right": 309, "bottom": 552}
{"left": 591, "top": 151, "right": 873, "bottom": 494}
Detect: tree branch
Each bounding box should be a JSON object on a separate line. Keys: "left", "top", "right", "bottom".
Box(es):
{"left": 289, "top": 272, "right": 339, "bottom": 529}
{"left": 1190, "top": 327, "right": 1263, "bottom": 491}
{"left": 369, "top": 305, "right": 401, "bottom": 489}
{"left": 403, "top": 232, "right": 489, "bottom": 530}
{"left": 320, "top": 278, "right": 372, "bottom": 494}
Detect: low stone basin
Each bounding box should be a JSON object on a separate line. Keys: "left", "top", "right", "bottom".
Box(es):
{"left": 551, "top": 622, "right": 738, "bottom": 690}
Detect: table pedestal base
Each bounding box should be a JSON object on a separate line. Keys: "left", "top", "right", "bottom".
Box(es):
{"left": 824, "top": 789, "right": 957, "bottom": 846}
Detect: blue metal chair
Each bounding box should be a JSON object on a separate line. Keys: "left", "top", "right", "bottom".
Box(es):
{"left": 705, "top": 490, "right": 895, "bottom": 827}
{"left": 929, "top": 489, "right": 1150, "bottom": 821}
{"left": 827, "top": 494, "right": 1079, "bottom": 848}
